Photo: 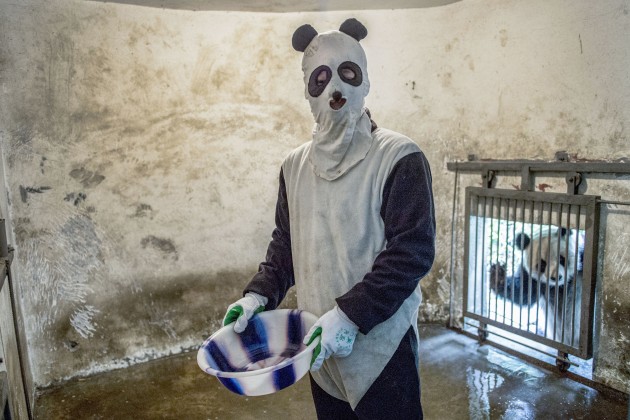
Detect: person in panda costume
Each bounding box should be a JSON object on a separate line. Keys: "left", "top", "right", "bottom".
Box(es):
{"left": 223, "top": 18, "right": 435, "bottom": 419}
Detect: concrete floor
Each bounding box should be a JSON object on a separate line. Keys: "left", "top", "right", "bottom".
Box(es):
{"left": 34, "top": 325, "right": 628, "bottom": 419}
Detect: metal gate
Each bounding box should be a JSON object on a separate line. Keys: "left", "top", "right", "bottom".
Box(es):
{"left": 463, "top": 188, "right": 599, "bottom": 360}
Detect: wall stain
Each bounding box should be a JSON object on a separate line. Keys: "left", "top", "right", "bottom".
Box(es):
{"left": 0, "top": 48, "right": 6, "bottom": 74}
{"left": 42, "top": 32, "right": 75, "bottom": 129}
{"left": 444, "top": 37, "right": 459, "bottom": 53}
{"left": 69, "top": 167, "right": 105, "bottom": 188}
{"left": 64, "top": 192, "right": 87, "bottom": 206}
{"left": 133, "top": 203, "right": 154, "bottom": 218}
{"left": 59, "top": 214, "right": 103, "bottom": 267}
{"left": 141, "top": 235, "right": 178, "bottom": 260}
{"left": 419, "top": 260, "right": 451, "bottom": 322}
{"left": 464, "top": 54, "right": 475, "bottom": 71}
{"left": 45, "top": 270, "right": 253, "bottom": 382}
{"left": 440, "top": 72, "right": 453, "bottom": 88}
{"left": 14, "top": 217, "right": 52, "bottom": 239}
{"left": 499, "top": 29, "right": 508, "bottom": 47}
{"left": 19, "top": 185, "right": 52, "bottom": 203}
{"left": 12, "top": 122, "right": 35, "bottom": 148}
{"left": 122, "top": 125, "right": 145, "bottom": 136}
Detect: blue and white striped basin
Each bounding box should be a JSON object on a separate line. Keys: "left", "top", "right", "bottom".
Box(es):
{"left": 197, "top": 309, "right": 320, "bottom": 396}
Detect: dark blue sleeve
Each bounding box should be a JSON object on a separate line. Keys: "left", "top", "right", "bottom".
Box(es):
{"left": 336, "top": 152, "right": 436, "bottom": 334}
{"left": 243, "top": 169, "right": 294, "bottom": 309}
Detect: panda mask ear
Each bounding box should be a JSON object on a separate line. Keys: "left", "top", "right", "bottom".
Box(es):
{"left": 292, "top": 19, "right": 367, "bottom": 52}
{"left": 339, "top": 18, "right": 368, "bottom": 42}
{"left": 292, "top": 24, "right": 318, "bottom": 52}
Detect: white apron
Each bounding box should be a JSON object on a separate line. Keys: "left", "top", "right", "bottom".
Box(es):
{"left": 282, "top": 122, "right": 423, "bottom": 408}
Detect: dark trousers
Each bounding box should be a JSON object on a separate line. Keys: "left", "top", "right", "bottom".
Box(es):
{"left": 309, "top": 327, "right": 423, "bottom": 420}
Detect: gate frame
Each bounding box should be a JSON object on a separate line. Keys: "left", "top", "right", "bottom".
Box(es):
{"left": 447, "top": 153, "right": 630, "bottom": 371}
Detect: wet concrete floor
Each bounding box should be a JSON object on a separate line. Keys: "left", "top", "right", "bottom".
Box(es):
{"left": 35, "top": 325, "right": 628, "bottom": 419}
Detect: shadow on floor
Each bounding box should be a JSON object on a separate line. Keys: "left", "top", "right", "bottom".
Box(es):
{"left": 34, "top": 325, "right": 629, "bottom": 419}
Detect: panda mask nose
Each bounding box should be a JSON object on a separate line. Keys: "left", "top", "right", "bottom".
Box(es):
{"left": 330, "top": 91, "right": 346, "bottom": 110}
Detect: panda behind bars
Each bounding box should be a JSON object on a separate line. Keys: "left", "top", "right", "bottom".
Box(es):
{"left": 489, "top": 226, "right": 585, "bottom": 348}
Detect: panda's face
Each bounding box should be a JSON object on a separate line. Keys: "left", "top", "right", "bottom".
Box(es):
{"left": 301, "top": 31, "right": 370, "bottom": 124}
{"left": 516, "top": 227, "right": 577, "bottom": 287}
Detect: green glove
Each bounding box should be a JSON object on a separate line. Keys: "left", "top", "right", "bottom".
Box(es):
{"left": 223, "top": 292, "right": 267, "bottom": 333}
{"left": 303, "top": 306, "right": 359, "bottom": 371}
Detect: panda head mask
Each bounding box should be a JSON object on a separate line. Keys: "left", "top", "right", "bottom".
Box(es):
{"left": 292, "top": 19, "right": 373, "bottom": 181}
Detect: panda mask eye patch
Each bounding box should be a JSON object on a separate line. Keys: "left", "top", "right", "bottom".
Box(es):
{"left": 337, "top": 61, "right": 362, "bottom": 86}
{"left": 308, "top": 65, "right": 332, "bottom": 98}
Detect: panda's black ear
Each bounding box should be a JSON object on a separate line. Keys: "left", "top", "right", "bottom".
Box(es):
{"left": 339, "top": 18, "right": 367, "bottom": 42}
{"left": 558, "top": 227, "right": 568, "bottom": 237}
{"left": 292, "top": 24, "right": 318, "bottom": 52}
{"left": 515, "top": 233, "right": 530, "bottom": 250}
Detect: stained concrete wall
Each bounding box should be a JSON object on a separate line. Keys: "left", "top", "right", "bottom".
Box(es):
{"left": 0, "top": 0, "right": 628, "bottom": 397}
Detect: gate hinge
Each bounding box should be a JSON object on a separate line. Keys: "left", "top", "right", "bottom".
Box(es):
{"left": 482, "top": 170, "right": 497, "bottom": 189}
{"left": 566, "top": 172, "right": 583, "bottom": 195}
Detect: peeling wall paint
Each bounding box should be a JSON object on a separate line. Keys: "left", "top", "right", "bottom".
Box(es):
{"left": 0, "top": 0, "right": 628, "bottom": 395}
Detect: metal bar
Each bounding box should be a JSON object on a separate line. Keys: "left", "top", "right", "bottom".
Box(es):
{"left": 482, "top": 197, "right": 488, "bottom": 313}
{"left": 498, "top": 198, "right": 509, "bottom": 323}
{"left": 473, "top": 197, "right": 480, "bottom": 315}
{"left": 553, "top": 204, "right": 563, "bottom": 342}
{"left": 448, "top": 169, "right": 459, "bottom": 328}
{"left": 487, "top": 197, "right": 495, "bottom": 320}
{"left": 0, "top": 263, "right": 6, "bottom": 292}
{"left": 493, "top": 197, "right": 499, "bottom": 323}
{"left": 466, "top": 187, "right": 595, "bottom": 206}
{"left": 571, "top": 206, "right": 584, "bottom": 345}
{"left": 464, "top": 312, "right": 579, "bottom": 354}
{"left": 0, "top": 219, "right": 8, "bottom": 292}
{"left": 463, "top": 189, "right": 473, "bottom": 317}
{"left": 464, "top": 322, "right": 580, "bottom": 367}
{"left": 579, "top": 198, "right": 599, "bottom": 358}
{"left": 521, "top": 166, "right": 534, "bottom": 192}
{"left": 597, "top": 199, "right": 630, "bottom": 206}
{"left": 544, "top": 206, "right": 553, "bottom": 340}
{"left": 2, "top": 219, "right": 34, "bottom": 420}
{"left": 540, "top": 202, "right": 543, "bottom": 342}
{"left": 561, "top": 206, "right": 571, "bottom": 345}
{"left": 0, "top": 221, "right": 7, "bottom": 258}
{"left": 506, "top": 198, "right": 512, "bottom": 326}
{"left": 447, "top": 160, "right": 630, "bottom": 174}
{"left": 526, "top": 200, "right": 534, "bottom": 329}
{"left": 512, "top": 200, "right": 529, "bottom": 329}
